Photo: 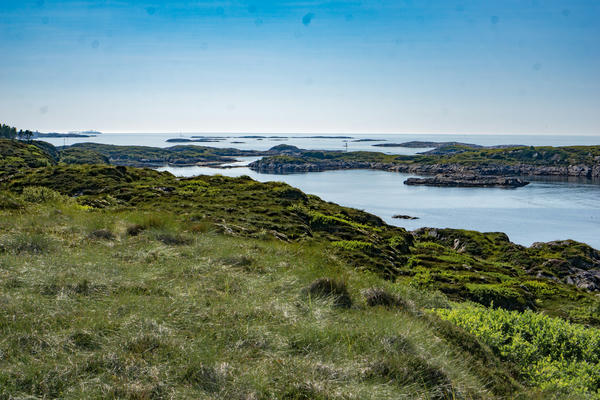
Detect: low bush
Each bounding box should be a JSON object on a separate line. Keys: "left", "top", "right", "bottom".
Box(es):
{"left": 435, "top": 304, "right": 600, "bottom": 396}
{"left": 21, "top": 186, "right": 65, "bottom": 204}
{"left": 466, "top": 284, "right": 533, "bottom": 311}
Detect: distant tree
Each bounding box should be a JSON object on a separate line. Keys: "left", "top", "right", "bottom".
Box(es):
{"left": 18, "top": 129, "right": 34, "bottom": 141}
{"left": 0, "top": 124, "right": 18, "bottom": 139}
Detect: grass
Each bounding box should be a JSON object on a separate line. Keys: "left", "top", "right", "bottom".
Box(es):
{"left": 1, "top": 201, "right": 532, "bottom": 399}
{"left": 2, "top": 139, "right": 600, "bottom": 398}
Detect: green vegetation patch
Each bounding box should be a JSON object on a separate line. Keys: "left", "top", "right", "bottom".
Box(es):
{"left": 0, "top": 139, "right": 57, "bottom": 178}
{"left": 0, "top": 201, "right": 526, "bottom": 399}
{"left": 435, "top": 304, "right": 600, "bottom": 397}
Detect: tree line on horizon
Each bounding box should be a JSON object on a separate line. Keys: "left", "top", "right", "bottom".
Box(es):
{"left": 0, "top": 123, "right": 34, "bottom": 141}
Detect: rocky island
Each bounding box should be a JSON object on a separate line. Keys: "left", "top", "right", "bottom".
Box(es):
{"left": 404, "top": 175, "right": 530, "bottom": 188}
{"left": 48, "top": 143, "right": 306, "bottom": 168}
{"left": 248, "top": 144, "right": 600, "bottom": 179}
{"left": 165, "top": 138, "right": 226, "bottom": 143}
{"left": 373, "top": 140, "right": 481, "bottom": 148}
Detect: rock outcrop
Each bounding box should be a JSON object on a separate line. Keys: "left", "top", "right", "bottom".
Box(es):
{"left": 249, "top": 159, "right": 600, "bottom": 178}
{"left": 403, "top": 175, "right": 529, "bottom": 188}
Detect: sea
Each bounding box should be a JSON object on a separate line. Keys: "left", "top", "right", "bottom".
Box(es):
{"left": 41, "top": 133, "right": 600, "bottom": 249}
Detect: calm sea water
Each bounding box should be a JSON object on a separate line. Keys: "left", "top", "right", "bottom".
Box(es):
{"left": 40, "top": 133, "right": 600, "bottom": 248}
{"left": 157, "top": 160, "right": 600, "bottom": 249}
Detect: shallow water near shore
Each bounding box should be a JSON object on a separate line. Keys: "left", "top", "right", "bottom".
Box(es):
{"left": 158, "top": 163, "right": 600, "bottom": 249}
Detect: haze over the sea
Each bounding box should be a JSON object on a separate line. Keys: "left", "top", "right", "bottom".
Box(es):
{"left": 1, "top": 0, "right": 599, "bottom": 135}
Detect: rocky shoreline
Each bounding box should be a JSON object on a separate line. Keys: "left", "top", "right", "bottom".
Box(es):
{"left": 248, "top": 159, "right": 600, "bottom": 178}
{"left": 404, "top": 175, "right": 529, "bottom": 188}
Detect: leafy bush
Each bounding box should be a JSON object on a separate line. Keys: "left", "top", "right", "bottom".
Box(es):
{"left": 523, "top": 280, "right": 558, "bottom": 297}
{"left": 21, "top": 186, "right": 65, "bottom": 204}
{"left": 410, "top": 269, "right": 435, "bottom": 289}
{"left": 435, "top": 304, "right": 600, "bottom": 396}
{"left": 465, "top": 283, "right": 533, "bottom": 311}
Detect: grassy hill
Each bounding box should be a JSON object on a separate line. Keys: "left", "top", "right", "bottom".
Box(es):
{"left": 1, "top": 137, "right": 600, "bottom": 398}
{"left": 0, "top": 139, "right": 57, "bottom": 178}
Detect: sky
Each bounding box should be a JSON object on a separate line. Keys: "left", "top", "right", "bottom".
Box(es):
{"left": 0, "top": 0, "right": 599, "bottom": 134}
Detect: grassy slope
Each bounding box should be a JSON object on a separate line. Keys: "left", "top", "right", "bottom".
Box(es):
{"left": 0, "top": 139, "right": 57, "bottom": 178}
{"left": 1, "top": 200, "right": 526, "bottom": 399}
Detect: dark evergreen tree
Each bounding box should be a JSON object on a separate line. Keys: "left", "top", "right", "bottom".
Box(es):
{"left": 0, "top": 124, "right": 18, "bottom": 139}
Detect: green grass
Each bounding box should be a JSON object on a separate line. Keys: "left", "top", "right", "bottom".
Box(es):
{"left": 0, "top": 201, "right": 530, "bottom": 399}
{"left": 0, "top": 139, "right": 57, "bottom": 178}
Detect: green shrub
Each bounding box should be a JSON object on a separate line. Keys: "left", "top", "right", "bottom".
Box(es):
{"left": 389, "top": 234, "right": 413, "bottom": 253}
{"left": 466, "top": 284, "right": 533, "bottom": 311}
{"left": 435, "top": 304, "right": 600, "bottom": 396}
{"left": 523, "top": 280, "right": 558, "bottom": 297}
{"left": 410, "top": 269, "right": 435, "bottom": 289}
{"left": 21, "top": 186, "right": 65, "bottom": 204}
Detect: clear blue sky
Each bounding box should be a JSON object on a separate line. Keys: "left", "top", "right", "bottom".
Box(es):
{"left": 1, "top": 0, "right": 599, "bottom": 134}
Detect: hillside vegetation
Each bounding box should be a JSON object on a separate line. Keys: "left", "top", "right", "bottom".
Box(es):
{"left": 1, "top": 137, "right": 600, "bottom": 398}
{"left": 255, "top": 145, "right": 600, "bottom": 168}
